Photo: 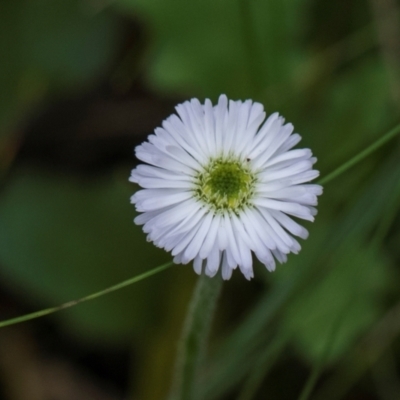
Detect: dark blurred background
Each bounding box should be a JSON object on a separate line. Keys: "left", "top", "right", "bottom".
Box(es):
{"left": 1, "top": 0, "right": 400, "bottom": 399}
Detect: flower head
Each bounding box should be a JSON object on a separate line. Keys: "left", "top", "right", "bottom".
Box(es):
{"left": 130, "top": 95, "right": 322, "bottom": 280}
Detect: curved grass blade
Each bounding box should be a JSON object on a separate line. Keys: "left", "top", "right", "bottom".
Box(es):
{"left": 0, "top": 261, "right": 173, "bottom": 328}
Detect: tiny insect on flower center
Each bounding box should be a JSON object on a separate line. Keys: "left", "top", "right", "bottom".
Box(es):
{"left": 194, "top": 158, "right": 256, "bottom": 212}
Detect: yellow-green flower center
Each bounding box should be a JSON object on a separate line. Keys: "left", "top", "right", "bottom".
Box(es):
{"left": 194, "top": 158, "right": 256, "bottom": 212}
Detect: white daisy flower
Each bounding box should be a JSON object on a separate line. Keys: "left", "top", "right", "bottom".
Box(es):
{"left": 130, "top": 95, "right": 323, "bottom": 280}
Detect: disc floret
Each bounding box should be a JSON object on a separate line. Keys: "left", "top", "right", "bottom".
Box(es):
{"left": 194, "top": 157, "right": 256, "bottom": 212}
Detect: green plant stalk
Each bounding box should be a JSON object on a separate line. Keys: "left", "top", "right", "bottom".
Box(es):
{"left": 318, "top": 122, "right": 400, "bottom": 185}
{"left": 0, "top": 261, "right": 173, "bottom": 328}
{"left": 169, "top": 273, "right": 223, "bottom": 400}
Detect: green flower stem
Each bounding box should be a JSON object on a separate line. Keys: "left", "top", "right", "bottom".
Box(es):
{"left": 0, "top": 261, "right": 173, "bottom": 329}
{"left": 318, "top": 122, "right": 400, "bottom": 185}
{"left": 169, "top": 273, "right": 223, "bottom": 400}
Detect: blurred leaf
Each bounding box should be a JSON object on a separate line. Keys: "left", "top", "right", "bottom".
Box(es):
{"left": 0, "top": 0, "right": 123, "bottom": 137}
{"left": 304, "top": 59, "right": 392, "bottom": 172}
{"left": 0, "top": 167, "right": 170, "bottom": 344}
{"left": 282, "top": 243, "right": 391, "bottom": 364}
{"left": 117, "top": 0, "right": 305, "bottom": 101}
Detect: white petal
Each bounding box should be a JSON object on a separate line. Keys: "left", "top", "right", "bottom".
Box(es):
{"left": 221, "top": 252, "right": 233, "bottom": 280}
{"left": 214, "top": 94, "right": 228, "bottom": 154}
{"left": 241, "top": 108, "right": 266, "bottom": 156}
{"left": 232, "top": 223, "right": 253, "bottom": 272}
{"left": 224, "top": 100, "right": 241, "bottom": 155}
{"left": 132, "top": 164, "right": 192, "bottom": 181}
{"left": 269, "top": 210, "right": 309, "bottom": 239}
{"left": 165, "top": 145, "right": 202, "bottom": 170}
{"left": 193, "top": 256, "right": 203, "bottom": 275}
{"left": 225, "top": 248, "right": 237, "bottom": 270}
{"left": 176, "top": 102, "right": 208, "bottom": 154}
{"left": 233, "top": 100, "right": 252, "bottom": 154}
{"left": 255, "top": 208, "right": 291, "bottom": 253}
{"left": 252, "top": 123, "right": 294, "bottom": 169}
{"left": 257, "top": 207, "right": 294, "bottom": 248}
{"left": 171, "top": 217, "right": 203, "bottom": 256}
{"left": 161, "top": 205, "right": 206, "bottom": 240}
{"left": 248, "top": 117, "right": 283, "bottom": 160}
{"left": 217, "top": 217, "right": 228, "bottom": 250}
{"left": 199, "top": 214, "right": 221, "bottom": 259}
{"left": 134, "top": 207, "right": 167, "bottom": 225}
{"left": 254, "top": 198, "right": 315, "bottom": 221}
{"left": 204, "top": 99, "right": 215, "bottom": 154}
{"left": 275, "top": 133, "right": 302, "bottom": 155}
{"left": 248, "top": 102, "right": 265, "bottom": 126}
{"left": 223, "top": 214, "right": 242, "bottom": 266}
{"left": 205, "top": 242, "right": 221, "bottom": 276}
{"left": 282, "top": 170, "right": 320, "bottom": 185}
{"left": 256, "top": 248, "right": 276, "bottom": 271}
{"left": 247, "top": 112, "right": 279, "bottom": 156}
{"left": 231, "top": 213, "right": 255, "bottom": 251}
{"left": 162, "top": 116, "right": 206, "bottom": 164}
{"left": 135, "top": 177, "right": 193, "bottom": 189}
{"left": 264, "top": 149, "right": 312, "bottom": 168}
{"left": 259, "top": 160, "right": 313, "bottom": 182}
{"left": 143, "top": 199, "right": 195, "bottom": 233}
{"left": 245, "top": 208, "right": 277, "bottom": 250}
{"left": 272, "top": 249, "right": 288, "bottom": 264}
{"left": 240, "top": 210, "right": 273, "bottom": 257}
{"left": 183, "top": 212, "right": 214, "bottom": 261}
{"left": 135, "top": 191, "right": 193, "bottom": 212}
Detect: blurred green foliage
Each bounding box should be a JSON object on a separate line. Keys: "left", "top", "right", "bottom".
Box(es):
{"left": 0, "top": 0, "right": 400, "bottom": 399}
{"left": 0, "top": 0, "right": 123, "bottom": 138}
{"left": 0, "top": 167, "right": 171, "bottom": 342}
